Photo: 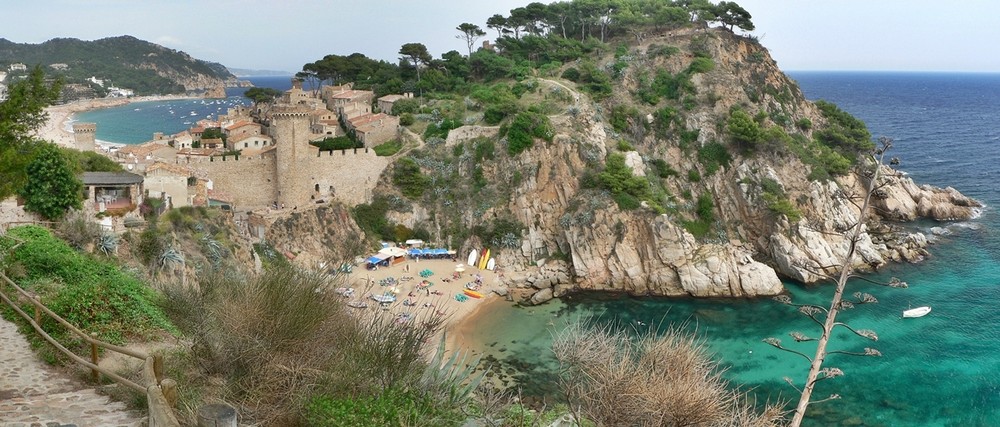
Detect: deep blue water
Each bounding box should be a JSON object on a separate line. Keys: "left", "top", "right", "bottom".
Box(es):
{"left": 466, "top": 72, "right": 1000, "bottom": 427}
{"left": 71, "top": 76, "right": 293, "bottom": 144}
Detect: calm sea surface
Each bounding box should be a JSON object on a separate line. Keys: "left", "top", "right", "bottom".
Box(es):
{"left": 71, "top": 76, "right": 294, "bottom": 144}
{"left": 75, "top": 72, "right": 1000, "bottom": 425}
{"left": 463, "top": 72, "right": 1000, "bottom": 427}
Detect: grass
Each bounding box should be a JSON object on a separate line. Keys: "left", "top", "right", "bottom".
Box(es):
{"left": 374, "top": 139, "right": 404, "bottom": 156}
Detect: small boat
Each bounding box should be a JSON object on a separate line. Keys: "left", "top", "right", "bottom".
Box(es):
{"left": 371, "top": 293, "right": 397, "bottom": 304}
{"left": 463, "top": 289, "right": 484, "bottom": 299}
{"left": 346, "top": 300, "right": 368, "bottom": 309}
{"left": 903, "top": 306, "right": 931, "bottom": 318}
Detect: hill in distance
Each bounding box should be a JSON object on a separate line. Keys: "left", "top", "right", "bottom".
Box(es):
{"left": 0, "top": 35, "right": 241, "bottom": 97}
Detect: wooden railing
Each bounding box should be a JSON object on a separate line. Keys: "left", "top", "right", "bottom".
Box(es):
{"left": 0, "top": 272, "right": 181, "bottom": 427}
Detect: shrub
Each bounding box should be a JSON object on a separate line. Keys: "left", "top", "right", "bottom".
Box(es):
{"left": 650, "top": 159, "right": 678, "bottom": 178}
{"left": 399, "top": 113, "right": 415, "bottom": 126}
{"left": 795, "top": 117, "right": 812, "bottom": 131}
{"left": 599, "top": 153, "right": 651, "bottom": 210}
{"left": 506, "top": 111, "right": 553, "bottom": 156}
{"left": 374, "top": 140, "right": 403, "bottom": 156}
{"left": 687, "top": 169, "right": 701, "bottom": 182}
{"left": 763, "top": 193, "right": 802, "bottom": 223}
{"left": 561, "top": 67, "right": 581, "bottom": 82}
{"left": 814, "top": 100, "right": 873, "bottom": 153}
{"left": 687, "top": 57, "right": 715, "bottom": 74}
{"left": 617, "top": 140, "right": 635, "bottom": 152}
{"left": 312, "top": 136, "right": 358, "bottom": 151}
{"left": 727, "top": 108, "right": 764, "bottom": 150}
{"left": 552, "top": 319, "right": 784, "bottom": 426}
{"left": 391, "top": 98, "right": 420, "bottom": 115}
{"left": 392, "top": 157, "right": 430, "bottom": 199}
{"left": 697, "top": 141, "right": 732, "bottom": 175}
{"left": 57, "top": 210, "right": 102, "bottom": 250}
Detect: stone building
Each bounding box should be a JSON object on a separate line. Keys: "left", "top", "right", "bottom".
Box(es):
{"left": 72, "top": 122, "right": 97, "bottom": 152}
{"left": 377, "top": 93, "right": 413, "bottom": 115}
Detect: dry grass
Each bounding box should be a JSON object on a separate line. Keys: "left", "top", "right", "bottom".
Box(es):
{"left": 552, "top": 319, "right": 785, "bottom": 427}
{"left": 160, "top": 265, "right": 447, "bottom": 426}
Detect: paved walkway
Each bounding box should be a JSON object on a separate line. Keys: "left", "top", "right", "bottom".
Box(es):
{"left": 0, "top": 317, "right": 144, "bottom": 427}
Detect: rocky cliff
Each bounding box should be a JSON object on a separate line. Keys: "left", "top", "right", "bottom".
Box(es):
{"left": 264, "top": 27, "right": 979, "bottom": 302}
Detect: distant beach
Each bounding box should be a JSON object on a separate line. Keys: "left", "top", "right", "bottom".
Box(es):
{"left": 37, "top": 95, "right": 198, "bottom": 148}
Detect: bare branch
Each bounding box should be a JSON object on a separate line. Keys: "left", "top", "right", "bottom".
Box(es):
{"left": 763, "top": 338, "right": 813, "bottom": 363}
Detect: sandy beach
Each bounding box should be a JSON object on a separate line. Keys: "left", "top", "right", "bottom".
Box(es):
{"left": 342, "top": 257, "right": 511, "bottom": 351}
{"left": 36, "top": 95, "right": 199, "bottom": 148}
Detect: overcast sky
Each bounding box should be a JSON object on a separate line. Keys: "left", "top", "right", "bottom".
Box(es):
{"left": 4, "top": 0, "right": 999, "bottom": 74}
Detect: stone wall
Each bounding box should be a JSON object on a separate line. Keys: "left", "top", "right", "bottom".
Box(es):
{"left": 189, "top": 154, "right": 278, "bottom": 208}
{"left": 184, "top": 148, "right": 389, "bottom": 209}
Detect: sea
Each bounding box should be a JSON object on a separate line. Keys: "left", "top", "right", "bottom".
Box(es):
{"left": 70, "top": 76, "right": 296, "bottom": 144}
{"left": 73, "top": 72, "right": 1000, "bottom": 426}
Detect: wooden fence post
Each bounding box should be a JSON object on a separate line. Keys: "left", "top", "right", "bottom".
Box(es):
{"left": 33, "top": 295, "right": 41, "bottom": 325}
{"left": 153, "top": 354, "right": 164, "bottom": 384}
{"left": 90, "top": 332, "right": 99, "bottom": 383}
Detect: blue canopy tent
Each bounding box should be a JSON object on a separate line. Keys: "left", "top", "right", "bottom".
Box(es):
{"left": 365, "top": 253, "right": 391, "bottom": 269}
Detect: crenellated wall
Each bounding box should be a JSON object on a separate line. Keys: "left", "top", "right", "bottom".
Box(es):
{"left": 184, "top": 146, "right": 389, "bottom": 208}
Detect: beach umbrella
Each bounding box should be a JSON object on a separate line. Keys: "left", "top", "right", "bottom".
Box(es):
{"left": 455, "top": 267, "right": 465, "bottom": 273}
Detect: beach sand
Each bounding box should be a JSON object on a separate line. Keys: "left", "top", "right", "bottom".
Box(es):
{"left": 342, "top": 257, "right": 512, "bottom": 351}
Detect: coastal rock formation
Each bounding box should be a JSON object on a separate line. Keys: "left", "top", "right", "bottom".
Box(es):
{"left": 274, "top": 27, "right": 980, "bottom": 301}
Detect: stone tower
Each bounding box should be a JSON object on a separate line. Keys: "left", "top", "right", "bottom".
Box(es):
{"left": 72, "top": 122, "right": 97, "bottom": 151}
{"left": 270, "top": 106, "right": 313, "bottom": 208}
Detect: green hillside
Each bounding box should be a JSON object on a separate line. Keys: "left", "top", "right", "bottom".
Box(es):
{"left": 0, "top": 35, "right": 235, "bottom": 96}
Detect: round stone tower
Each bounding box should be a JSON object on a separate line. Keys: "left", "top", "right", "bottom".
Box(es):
{"left": 72, "top": 122, "right": 97, "bottom": 151}
{"left": 270, "top": 106, "right": 313, "bottom": 208}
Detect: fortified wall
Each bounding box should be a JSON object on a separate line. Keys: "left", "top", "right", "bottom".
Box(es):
{"left": 182, "top": 108, "right": 391, "bottom": 208}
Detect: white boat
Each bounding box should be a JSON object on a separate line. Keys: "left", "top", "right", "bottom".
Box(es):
{"left": 371, "top": 293, "right": 396, "bottom": 304}
{"left": 903, "top": 306, "right": 931, "bottom": 318}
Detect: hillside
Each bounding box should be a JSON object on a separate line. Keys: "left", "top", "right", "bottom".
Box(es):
{"left": 0, "top": 36, "right": 241, "bottom": 97}
{"left": 245, "top": 1, "right": 978, "bottom": 302}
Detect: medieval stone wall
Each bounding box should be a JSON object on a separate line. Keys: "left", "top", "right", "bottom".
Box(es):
{"left": 188, "top": 153, "right": 278, "bottom": 208}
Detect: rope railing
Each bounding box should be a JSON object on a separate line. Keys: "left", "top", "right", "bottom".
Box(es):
{"left": 0, "top": 272, "right": 180, "bottom": 427}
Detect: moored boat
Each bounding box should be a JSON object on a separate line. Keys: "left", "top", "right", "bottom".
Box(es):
{"left": 903, "top": 306, "right": 931, "bottom": 318}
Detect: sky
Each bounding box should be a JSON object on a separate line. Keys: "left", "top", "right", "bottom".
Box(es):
{"left": 4, "top": 0, "right": 1000, "bottom": 74}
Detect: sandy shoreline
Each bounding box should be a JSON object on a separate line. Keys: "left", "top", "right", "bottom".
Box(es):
{"left": 342, "top": 257, "right": 510, "bottom": 351}
{"left": 36, "top": 94, "right": 199, "bottom": 148}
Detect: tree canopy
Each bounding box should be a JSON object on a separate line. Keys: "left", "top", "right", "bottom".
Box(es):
{"left": 0, "top": 65, "right": 63, "bottom": 200}
{"left": 18, "top": 142, "right": 83, "bottom": 220}
{"left": 456, "top": 23, "right": 487, "bottom": 57}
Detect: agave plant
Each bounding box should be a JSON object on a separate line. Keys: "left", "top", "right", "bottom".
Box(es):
{"left": 159, "top": 246, "right": 185, "bottom": 270}
{"left": 419, "top": 333, "right": 489, "bottom": 406}
{"left": 97, "top": 232, "right": 119, "bottom": 256}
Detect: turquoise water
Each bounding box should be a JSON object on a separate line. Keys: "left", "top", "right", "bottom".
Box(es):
{"left": 71, "top": 76, "right": 292, "bottom": 144}
{"left": 466, "top": 73, "right": 1000, "bottom": 427}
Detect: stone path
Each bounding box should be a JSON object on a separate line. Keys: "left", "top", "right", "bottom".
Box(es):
{"left": 0, "top": 317, "right": 145, "bottom": 427}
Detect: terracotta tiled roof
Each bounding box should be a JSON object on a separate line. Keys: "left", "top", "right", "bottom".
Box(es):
{"left": 224, "top": 120, "right": 255, "bottom": 131}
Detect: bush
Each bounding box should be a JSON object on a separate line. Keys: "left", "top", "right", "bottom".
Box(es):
{"left": 312, "top": 136, "right": 358, "bottom": 151}
{"left": 392, "top": 157, "right": 429, "bottom": 199}
{"left": 391, "top": 98, "right": 420, "bottom": 115}
{"left": 697, "top": 141, "right": 732, "bottom": 175}
{"left": 399, "top": 113, "right": 415, "bottom": 126}
{"left": 506, "top": 111, "right": 553, "bottom": 156}
{"left": 561, "top": 67, "right": 581, "bottom": 82}
{"left": 304, "top": 389, "right": 463, "bottom": 427}
{"left": 374, "top": 140, "right": 403, "bottom": 156}
{"left": 650, "top": 159, "right": 678, "bottom": 178}
{"left": 687, "top": 57, "right": 715, "bottom": 74}
{"left": 552, "top": 319, "right": 784, "bottom": 426}
{"left": 599, "top": 154, "right": 651, "bottom": 210}
{"left": 687, "top": 169, "right": 701, "bottom": 182}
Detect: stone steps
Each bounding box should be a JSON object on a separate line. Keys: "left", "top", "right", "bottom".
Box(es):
{"left": 0, "top": 317, "right": 145, "bottom": 427}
